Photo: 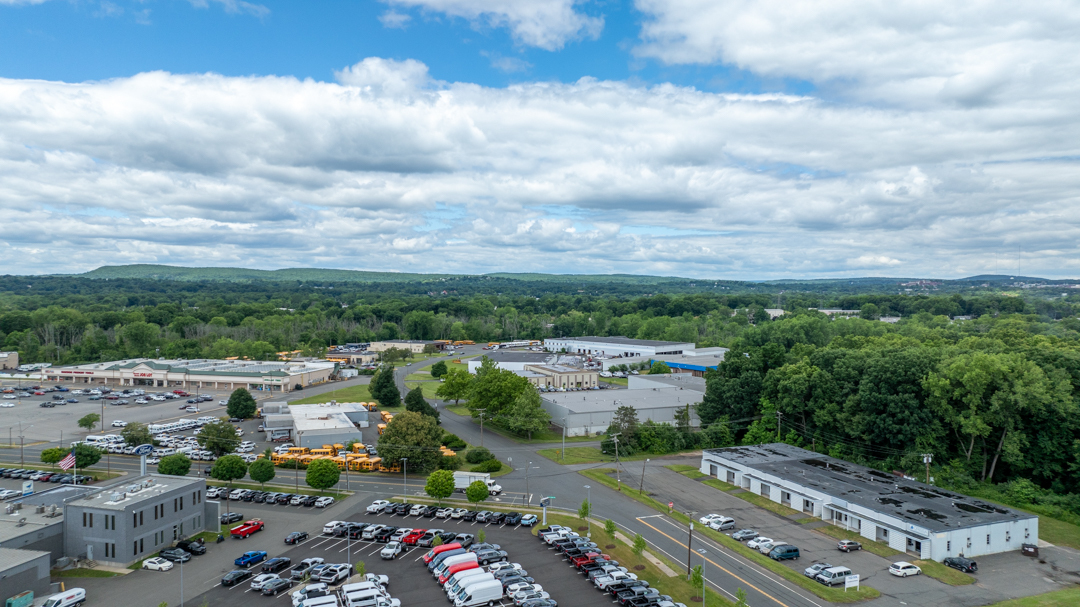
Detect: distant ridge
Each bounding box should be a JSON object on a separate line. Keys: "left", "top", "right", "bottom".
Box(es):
{"left": 79, "top": 264, "right": 461, "bottom": 283}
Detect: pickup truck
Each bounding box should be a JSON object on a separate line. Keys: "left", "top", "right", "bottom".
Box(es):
{"left": 231, "top": 519, "right": 265, "bottom": 539}
{"left": 235, "top": 550, "right": 268, "bottom": 567}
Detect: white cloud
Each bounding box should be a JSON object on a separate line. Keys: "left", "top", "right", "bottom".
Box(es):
{"left": 379, "top": 10, "right": 412, "bottom": 29}
{"left": 0, "top": 58, "right": 1079, "bottom": 278}
{"left": 189, "top": 0, "right": 269, "bottom": 18}
{"left": 480, "top": 51, "right": 532, "bottom": 73}
{"left": 383, "top": 0, "right": 603, "bottom": 50}
{"left": 634, "top": 0, "right": 1080, "bottom": 107}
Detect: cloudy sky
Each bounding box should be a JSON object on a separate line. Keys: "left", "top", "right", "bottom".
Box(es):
{"left": 1, "top": 1, "right": 1078, "bottom": 280}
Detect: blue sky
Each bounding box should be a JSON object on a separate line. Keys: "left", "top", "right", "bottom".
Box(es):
{"left": 0, "top": 1, "right": 1078, "bottom": 279}
{"left": 0, "top": 1, "right": 810, "bottom": 96}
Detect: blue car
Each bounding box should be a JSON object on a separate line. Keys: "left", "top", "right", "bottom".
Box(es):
{"left": 234, "top": 551, "right": 268, "bottom": 567}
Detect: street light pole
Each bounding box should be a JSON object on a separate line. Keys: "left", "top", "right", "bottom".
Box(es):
{"left": 561, "top": 416, "right": 567, "bottom": 461}
{"left": 477, "top": 410, "right": 487, "bottom": 447}
{"left": 639, "top": 458, "right": 650, "bottom": 495}
{"left": 180, "top": 551, "right": 184, "bottom": 607}
{"left": 402, "top": 458, "right": 408, "bottom": 504}
{"left": 609, "top": 433, "right": 622, "bottom": 491}
{"left": 525, "top": 461, "right": 532, "bottom": 507}
{"left": 584, "top": 484, "right": 591, "bottom": 538}
{"left": 686, "top": 511, "right": 697, "bottom": 577}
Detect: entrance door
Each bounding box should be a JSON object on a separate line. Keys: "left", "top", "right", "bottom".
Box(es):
{"left": 709, "top": 464, "right": 718, "bottom": 477}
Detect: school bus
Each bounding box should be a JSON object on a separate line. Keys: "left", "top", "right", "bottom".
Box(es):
{"left": 379, "top": 460, "right": 401, "bottom": 473}
{"left": 287, "top": 446, "right": 310, "bottom": 456}
{"left": 361, "top": 457, "right": 381, "bottom": 471}
{"left": 310, "top": 448, "right": 334, "bottom": 457}
{"left": 377, "top": 423, "right": 387, "bottom": 435}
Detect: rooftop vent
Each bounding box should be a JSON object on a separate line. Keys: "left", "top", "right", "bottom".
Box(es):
{"left": 110, "top": 492, "right": 124, "bottom": 502}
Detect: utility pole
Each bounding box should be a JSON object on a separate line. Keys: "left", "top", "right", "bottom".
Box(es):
{"left": 476, "top": 409, "right": 487, "bottom": 447}
{"left": 561, "top": 416, "right": 567, "bottom": 461}
{"left": 402, "top": 458, "right": 409, "bottom": 504}
{"left": 525, "top": 461, "right": 532, "bottom": 507}
{"left": 923, "top": 453, "right": 933, "bottom": 484}
{"left": 687, "top": 513, "right": 696, "bottom": 577}
{"left": 776, "top": 411, "right": 782, "bottom": 441}
{"left": 639, "top": 458, "right": 650, "bottom": 495}
{"left": 610, "top": 433, "right": 622, "bottom": 491}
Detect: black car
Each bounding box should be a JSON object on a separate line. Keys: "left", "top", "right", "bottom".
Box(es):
{"left": 241, "top": 492, "right": 258, "bottom": 502}
{"left": 275, "top": 494, "right": 294, "bottom": 505}
{"left": 348, "top": 525, "right": 368, "bottom": 540}
{"left": 499, "top": 575, "right": 535, "bottom": 589}
{"left": 51, "top": 474, "right": 71, "bottom": 483}
{"left": 158, "top": 548, "right": 191, "bottom": 562}
{"left": 609, "top": 581, "right": 649, "bottom": 597}
{"left": 284, "top": 532, "right": 308, "bottom": 545}
{"left": 617, "top": 588, "right": 659, "bottom": 605}
{"left": 175, "top": 540, "right": 206, "bottom": 555}
{"left": 252, "top": 492, "right": 268, "bottom": 504}
{"left": 228, "top": 417, "right": 243, "bottom": 423}
{"left": 221, "top": 512, "right": 244, "bottom": 524}
{"left": 944, "top": 557, "right": 978, "bottom": 573}
{"left": 221, "top": 569, "right": 253, "bottom": 586}
{"left": 493, "top": 568, "right": 528, "bottom": 580}
{"left": 422, "top": 506, "right": 439, "bottom": 518}
{"left": 393, "top": 503, "right": 410, "bottom": 515}
{"left": 373, "top": 527, "right": 396, "bottom": 542}
{"left": 438, "top": 531, "right": 457, "bottom": 544}
{"left": 468, "top": 543, "right": 501, "bottom": 553}
{"left": 261, "top": 577, "right": 292, "bottom": 596}
{"left": 460, "top": 510, "right": 478, "bottom": 521}
{"left": 505, "top": 512, "right": 523, "bottom": 525}
{"left": 302, "top": 495, "right": 318, "bottom": 507}
{"left": 626, "top": 594, "right": 666, "bottom": 607}
{"left": 262, "top": 557, "right": 291, "bottom": 573}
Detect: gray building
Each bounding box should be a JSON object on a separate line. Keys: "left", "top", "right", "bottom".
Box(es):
{"left": 701, "top": 444, "right": 1038, "bottom": 561}
{"left": 467, "top": 351, "right": 553, "bottom": 373}
{"left": 0, "top": 501, "right": 64, "bottom": 562}
{"left": 18, "top": 475, "right": 216, "bottom": 567}
{"left": 261, "top": 402, "right": 369, "bottom": 448}
{"left": 542, "top": 385, "right": 702, "bottom": 437}
{"left": 0, "top": 547, "right": 51, "bottom": 603}
{"left": 544, "top": 336, "right": 694, "bottom": 358}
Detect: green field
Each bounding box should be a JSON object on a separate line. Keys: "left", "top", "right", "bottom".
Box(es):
{"left": 601, "top": 377, "right": 629, "bottom": 387}
{"left": 290, "top": 384, "right": 372, "bottom": 404}
{"left": 404, "top": 382, "right": 442, "bottom": 399}
{"left": 981, "top": 588, "right": 1080, "bottom": 606}
{"left": 813, "top": 525, "right": 902, "bottom": 559}
{"left": 911, "top": 559, "right": 976, "bottom": 586}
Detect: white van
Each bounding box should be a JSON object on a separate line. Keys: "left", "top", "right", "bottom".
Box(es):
{"left": 453, "top": 579, "right": 503, "bottom": 607}
{"left": 339, "top": 582, "right": 385, "bottom": 595}
{"left": 434, "top": 553, "right": 477, "bottom": 579}
{"left": 446, "top": 570, "right": 491, "bottom": 595}
{"left": 341, "top": 589, "right": 391, "bottom": 607}
{"left": 453, "top": 575, "right": 495, "bottom": 600}
{"left": 84, "top": 435, "right": 114, "bottom": 446}
{"left": 299, "top": 596, "right": 340, "bottom": 607}
{"left": 43, "top": 588, "right": 86, "bottom": 607}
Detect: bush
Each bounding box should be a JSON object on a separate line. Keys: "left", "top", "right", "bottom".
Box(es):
{"left": 442, "top": 433, "right": 467, "bottom": 450}
{"left": 437, "top": 455, "right": 462, "bottom": 470}
{"left": 466, "top": 447, "right": 494, "bottom": 464}
{"left": 471, "top": 459, "right": 503, "bottom": 473}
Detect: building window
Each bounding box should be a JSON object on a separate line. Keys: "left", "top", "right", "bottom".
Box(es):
{"left": 133, "top": 512, "right": 138, "bottom": 527}
{"left": 88, "top": 513, "right": 93, "bottom": 528}
{"left": 82, "top": 512, "right": 87, "bottom": 527}
{"left": 947, "top": 541, "right": 951, "bottom": 551}
{"left": 140, "top": 511, "right": 144, "bottom": 526}
{"left": 987, "top": 534, "right": 991, "bottom": 545}
{"left": 180, "top": 496, "right": 184, "bottom": 510}
{"left": 174, "top": 498, "right": 177, "bottom": 512}
{"left": 133, "top": 541, "right": 138, "bottom": 556}
{"left": 140, "top": 538, "right": 144, "bottom": 552}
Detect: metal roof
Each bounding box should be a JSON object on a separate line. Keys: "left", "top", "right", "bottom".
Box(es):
{"left": 0, "top": 547, "right": 50, "bottom": 571}
{"left": 705, "top": 444, "right": 1036, "bottom": 532}
{"left": 546, "top": 336, "right": 693, "bottom": 348}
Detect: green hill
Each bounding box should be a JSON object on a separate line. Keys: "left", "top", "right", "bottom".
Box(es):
{"left": 79, "top": 264, "right": 460, "bottom": 283}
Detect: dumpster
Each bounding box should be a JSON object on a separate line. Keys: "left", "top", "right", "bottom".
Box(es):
{"left": 1021, "top": 543, "right": 1038, "bottom": 557}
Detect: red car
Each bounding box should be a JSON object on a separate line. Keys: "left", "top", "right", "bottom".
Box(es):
{"left": 402, "top": 529, "right": 426, "bottom": 545}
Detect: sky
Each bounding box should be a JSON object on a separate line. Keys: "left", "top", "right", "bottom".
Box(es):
{"left": 1, "top": 1, "right": 1079, "bottom": 280}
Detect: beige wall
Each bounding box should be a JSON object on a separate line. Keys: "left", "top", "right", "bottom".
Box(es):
{"left": 0, "top": 351, "right": 17, "bottom": 370}
{"left": 524, "top": 365, "right": 598, "bottom": 388}
{"left": 370, "top": 341, "right": 429, "bottom": 353}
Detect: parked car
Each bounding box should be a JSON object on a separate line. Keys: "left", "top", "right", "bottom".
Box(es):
{"left": 285, "top": 532, "right": 309, "bottom": 545}
{"left": 367, "top": 500, "right": 390, "bottom": 513}
{"left": 261, "top": 577, "right": 292, "bottom": 596}
{"left": 769, "top": 545, "right": 800, "bottom": 561}
{"left": 520, "top": 514, "right": 538, "bottom": 527}
{"left": 707, "top": 516, "right": 736, "bottom": 531}
{"left": 815, "top": 566, "right": 853, "bottom": 586}
{"left": 505, "top": 512, "right": 524, "bottom": 525}
{"left": 291, "top": 558, "right": 325, "bottom": 580}
{"left": 250, "top": 573, "right": 281, "bottom": 591}
{"left": 175, "top": 540, "right": 206, "bottom": 555}
{"left": 221, "top": 512, "right": 243, "bottom": 524}
{"left": 158, "top": 548, "right": 191, "bottom": 563}
{"left": 943, "top": 556, "right": 978, "bottom": 573}
{"left": 837, "top": 540, "right": 862, "bottom": 552}
{"left": 732, "top": 529, "right": 758, "bottom": 541}
{"left": 315, "top": 496, "right": 335, "bottom": 508}
{"left": 803, "top": 563, "right": 833, "bottom": 579}
{"left": 142, "top": 557, "right": 174, "bottom": 571}
{"left": 234, "top": 551, "right": 268, "bottom": 567}
{"left": 381, "top": 541, "right": 406, "bottom": 560}
{"left": 889, "top": 562, "right": 923, "bottom": 577}
{"left": 746, "top": 536, "right": 772, "bottom": 550}
{"left": 221, "top": 569, "right": 253, "bottom": 587}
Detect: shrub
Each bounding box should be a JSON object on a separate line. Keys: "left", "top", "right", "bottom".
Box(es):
{"left": 470, "top": 459, "right": 503, "bottom": 473}
{"left": 442, "top": 433, "right": 467, "bottom": 450}
{"left": 466, "top": 447, "right": 494, "bottom": 464}
{"left": 437, "top": 455, "right": 462, "bottom": 470}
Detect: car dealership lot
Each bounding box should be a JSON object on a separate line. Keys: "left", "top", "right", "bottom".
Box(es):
{"left": 166, "top": 508, "right": 592, "bottom": 607}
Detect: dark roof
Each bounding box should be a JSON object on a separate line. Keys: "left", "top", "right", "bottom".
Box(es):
{"left": 548, "top": 336, "right": 692, "bottom": 348}
{"left": 704, "top": 444, "right": 1035, "bottom": 532}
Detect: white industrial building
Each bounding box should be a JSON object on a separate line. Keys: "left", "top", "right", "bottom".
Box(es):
{"left": 701, "top": 444, "right": 1038, "bottom": 561}
{"left": 259, "top": 401, "right": 370, "bottom": 448}
{"left": 544, "top": 337, "right": 694, "bottom": 358}
{"left": 542, "top": 382, "right": 702, "bottom": 437}
{"left": 45, "top": 358, "right": 336, "bottom": 393}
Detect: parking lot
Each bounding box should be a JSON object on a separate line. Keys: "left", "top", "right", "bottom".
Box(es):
{"left": 160, "top": 507, "right": 600, "bottom": 607}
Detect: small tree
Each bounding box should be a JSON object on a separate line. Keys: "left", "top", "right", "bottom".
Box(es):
{"left": 306, "top": 459, "right": 341, "bottom": 493}
{"left": 158, "top": 454, "right": 192, "bottom": 476}
{"left": 226, "top": 388, "right": 257, "bottom": 419}
{"left": 632, "top": 533, "right": 647, "bottom": 558}
{"left": 425, "top": 469, "right": 455, "bottom": 504}
{"left": 604, "top": 519, "right": 617, "bottom": 537}
{"left": 735, "top": 588, "right": 748, "bottom": 607}
{"left": 354, "top": 561, "right": 365, "bottom": 577}
{"left": 476, "top": 529, "right": 486, "bottom": 543}
{"left": 430, "top": 360, "right": 448, "bottom": 378}
{"left": 41, "top": 447, "right": 64, "bottom": 468}
{"left": 648, "top": 361, "right": 671, "bottom": 374}
{"left": 73, "top": 443, "right": 102, "bottom": 468}
{"left": 249, "top": 458, "right": 276, "bottom": 488}
{"left": 121, "top": 422, "right": 154, "bottom": 447}
{"left": 578, "top": 498, "right": 592, "bottom": 520}
{"left": 432, "top": 534, "right": 443, "bottom": 547}
{"left": 210, "top": 455, "right": 248, "bottom": 513}
{"left": 77, "top": 413, "right": 100, "bottom": 432}
{"left": 466, "top": 480, "right": 489, "bottom": 506}
{"left": 690, "top": 564, "right": 703, "bottom": 595}
{"left": 197, "top": 420, "right": 239, "bottom": 456}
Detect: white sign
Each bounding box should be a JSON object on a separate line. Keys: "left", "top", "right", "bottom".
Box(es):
{"left": 844, "top": 574, "right": 860, "bottom": 591}
{"left": 21, "top": 480, "right": 33, "bottom": 496}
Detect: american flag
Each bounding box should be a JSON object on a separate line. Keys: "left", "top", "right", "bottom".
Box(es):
{"left": 58, "top": 451, "right": 77, "bottom": 471}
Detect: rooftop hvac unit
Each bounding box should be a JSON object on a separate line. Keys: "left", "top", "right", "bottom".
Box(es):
{"left": 128, "top": 484, "right": 142, "bottom": 493}
{"left": 4, "top": 504, "right": 13, "bottom": 515}
{"left": 110, "top": 492, "right": 124, "bottom": 502}
{"left": 35, "top": 505, "right": 45, "bottom": 514}
{"left": 48, "top": 505, "right": 58, "bottom": 517}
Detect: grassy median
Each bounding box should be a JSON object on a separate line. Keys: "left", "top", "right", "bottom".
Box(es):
{"left": 982, "top": 587, "right": 1080, "bottom": 606}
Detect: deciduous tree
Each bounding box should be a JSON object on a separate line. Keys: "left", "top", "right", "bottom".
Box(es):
{"left": 77, "top": 413, "right": 100, "bottom": 432}
{"left": 425, "top": 469, "right": 455, "bottom": 504}
{"left": 466, "top": 480, "right": 489, "bottom": 505}
{"left": 370, "top": 365, "right": 401, "bottom": 407}
{"left": 435, "top": 368, "right": 472, "bottom": 405}
{"left": 376, "top": 411, "right": 443, "bottom": 474}
{"left": 226, "top": 388, "right": 257, "bottom": 419}
{"left": 158, "top": 454, "right": 192, "bottom": 476}
{"left": 405, "top": 386, "right": 440, "bottom": 423}
{"left": 197, "top": 420, "right": 239, "bottom": 456}
{"left": 249, "top": 458, "right": 276, "bottom": 488}
{"left": 306, "top": 458, "right": 341, "bottom": 492}
{"left": 500, "top": 389, "right": 549, "bottom": 439}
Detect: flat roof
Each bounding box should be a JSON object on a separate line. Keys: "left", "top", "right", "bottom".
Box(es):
{"left": 82, "top": 474, "right": 205, "bottom": 511}
{"left": 0, "top": 506, "right": 63, "bottom": 544}
{"left": 480, "top": 351, "right": 552, "bottom": 363}
{"left": 57, "top": 358, "right": 335, "bottom": 377}
{"left": 290, "top": 403, "right": 366, "bottom": 433}
{"left": 543, "top": 386, "right": 702, "bottom": 413}
{"left": 528, "top": 364, "right": 592, "bottom": 374}
{"left": 0, "top": 547, "right": 50, "bottom": 570}
{"left": 631, "top": 374, "right": 707, "bottom": 392}
{"left": 705, "top": 444, "right": 1035, "bottom": 532}
{"left": 546, "top": 336, "right": 692, "bottom": 348}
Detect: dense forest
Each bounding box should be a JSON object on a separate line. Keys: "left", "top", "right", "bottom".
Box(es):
{"left": 4, "top": 270, "right": 1080, "bottom": 523}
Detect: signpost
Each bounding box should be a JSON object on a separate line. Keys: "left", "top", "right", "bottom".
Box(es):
{"left": 540, "top": 496, "right": 554, "bottom": 526}
{"left": 845, "top": 574, "right": 860, "bottom": 591}
{"left": 21, "top": 480, "right": 33, "bottom": 496}
{"left": 668, "top": 501, "right": 674, "bottom": 513}
{"left": 134, "top": 443, "right": 153, "bottom": 476}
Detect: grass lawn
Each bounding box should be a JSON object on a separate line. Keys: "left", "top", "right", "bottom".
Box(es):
{"left": 537, "top": 445, "right": 676, "bottom": 464}
{"left": 445, "top": 355, "right": 479, "bottom": 373}
{"left": 813, "top": 525, "right": 902, "bottom": 559}
{"left": 579, "top": 468, "right": 880, "bottom": 603}
{"left": 1031, "top": 513, "right": 1080, "bottom": 550}
{"left": 290, "top": 384, "right": 372, "bottom": 404}
{"left": 404, "top": 382, "right": 442, "bottom": 399}
{"left": 701, "top": 478, "right": 740, "bottom": 492}
{"left": 445, "top": 404, "right": 471, "bottom": 416}
{"left": 601, "top": 377, "right": 628, "bottom": 387}
{"left": 54, "top": 569, "right": 118, "bottom": 578}
{"left": 912, "top": 559, "right": 975, "bottom": 586}
{"left": 665, "top": 465, "right": 706, "bottom": 479}
{"left": 405, "top": 371, "right": 433, "bottom": 381}
{"left": 981, "top": 587, "right": 1080, "bottom": 606}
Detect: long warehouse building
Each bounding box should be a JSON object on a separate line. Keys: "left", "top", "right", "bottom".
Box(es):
{"left": 45, "top": 358, "right": 337, "bottom": 393}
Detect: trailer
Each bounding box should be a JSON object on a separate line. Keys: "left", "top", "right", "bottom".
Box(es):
{"left": 452, "top": 471, "right": 502, "bottom": 495}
